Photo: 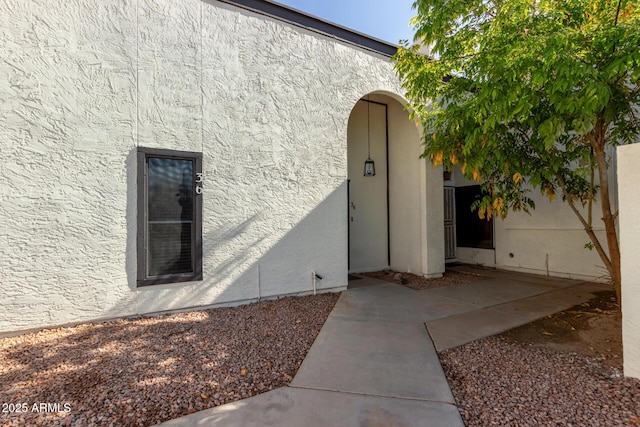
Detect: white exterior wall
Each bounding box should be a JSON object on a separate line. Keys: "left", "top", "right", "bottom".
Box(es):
{"left": 388, "top": 96, "right": 424, "bottom": 274}
{"left": 387, "top": 97, "right": 445, "bottom": 276}
{"left": 451, "top": 167, "right": 607, "bottom": 280}
{"left": 0, "top": 0, "right": 409, "bottom": 334}
{"left": 347, "top": 99, "right": 389, "bottom": 272}
{"left": 494, "top": 197, "right": 608, "bottom": 281}
{"left": 618, "top": 143, "right": 640, "bottom": 379}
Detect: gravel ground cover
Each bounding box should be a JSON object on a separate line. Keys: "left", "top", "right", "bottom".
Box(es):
{"left": 0, "top": 293, "right": 339, "bottom": 427}
{"left": 441, "top": 290, "right": 640, "bottom": 427}
{"left": 441, "top": 337, "right": 640, "bottom": 426}
{"left": 361, "top": 269, "right": 485, "bottom": 290}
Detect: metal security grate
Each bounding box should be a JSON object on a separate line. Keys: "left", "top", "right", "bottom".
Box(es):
{"left": 444, "top": 187, "right": 456, "bottom": 260}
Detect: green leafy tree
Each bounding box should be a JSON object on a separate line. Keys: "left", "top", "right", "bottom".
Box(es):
{"left": 394, "top": 0, "right": 639, "bottom": 303}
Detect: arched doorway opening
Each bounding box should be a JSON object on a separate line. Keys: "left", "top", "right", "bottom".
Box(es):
{"left": 347, "top": 96, "right": 389, "bottom": 271}
{"left": 347, "top": 92, "right": 443, "bottom": 276}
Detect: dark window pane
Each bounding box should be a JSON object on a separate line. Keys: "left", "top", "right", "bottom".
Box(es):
{"left": 147, "top": 157, "right": 194, "bottom": 277}
{"left": 455, "top": 185, "right": 494, "bottom": 249}
{"left": 148, "top": 158, "right": 193, "bottom": 222}
{"left": 148, "top": 222, "right": 193, "bottom": 276}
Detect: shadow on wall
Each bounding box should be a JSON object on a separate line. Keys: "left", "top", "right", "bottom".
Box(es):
{"left": 125, "top": 149, "right": 138, "bottom": 293}
{"left": 121, "top": 160, "right": 348, "bottom": 317}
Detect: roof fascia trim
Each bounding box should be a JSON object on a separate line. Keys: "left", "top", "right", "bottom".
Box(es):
{"left": 216, "top": 0, "right": 399, "bottom": 57}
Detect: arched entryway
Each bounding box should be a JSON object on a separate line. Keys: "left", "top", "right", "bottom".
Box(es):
{"left": 347, "top": 92, "right": 444, "bottom": 276}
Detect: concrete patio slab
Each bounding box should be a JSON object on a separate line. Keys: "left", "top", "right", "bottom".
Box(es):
{"left": 567, "top": 281, "right": 613, "bottom": 293}
{"left": 424, "top": 278, "right": 550, "bottom": 308}
{"left": 346, "top": 275, "right": 388, "bottom": 289}
{"left": 291, "top": 315, "right": 455, "bottom": 403}
{"left": 427, "top": 306, "right": 538, "bottom": 351}
{"left": 498, "top": 282, "right": 612, "bottom": 315}
{"left": 158, "top": 387, "right": 463, "bottom": 427}
{"left": 409, "top": 291, "right": 482, "bottom": 322}
{"left": 427, "top": 281, "right": 614, "bottom": 351}
{"left": 448, "top": 265, "right": 585, "bottom": 288}
{"left": 332, "top": 282, "right": 477, "bottom": 323}
{"left": 501, "top": 273, "right": 584, "bottom": 288}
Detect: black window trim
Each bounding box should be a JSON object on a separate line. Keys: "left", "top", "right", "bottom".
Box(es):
{"left": 137, "top": 147, "right": 203, "bottom": 287}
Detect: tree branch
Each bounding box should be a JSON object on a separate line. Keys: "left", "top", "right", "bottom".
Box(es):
{"left": 585, "top": 132, "right": 597, "bottom": 150}
{"left": 614, "top": 0, "right": 622, "bottom": 26}
{"left": 588, "top": 152, "right": 594, "bottom": 229}
{"left": 556, "top": 175, "right": 612, "bottom": 270}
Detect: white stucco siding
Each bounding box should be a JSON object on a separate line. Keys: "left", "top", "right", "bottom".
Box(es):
{"left": 451, "top": 165, "right": 608, "bottom": 280}
{"left": 138, "top": 0, "right": 203, "bottom": 153}
{"left": 388, "top": 98, "right": 425, "bottom": 274}
{"left": 494, "top": 195, "right": 608, "bottom": 280}
{"left": 0, "top": 0, "right": 405, "bottom": 334}
{"left": 1, "top": 0, "right": 138, "bottom": 330}
{"left": 421, "top": 161, "right": 446, "bottom": 278}
{"left": 196, "top": 2, "right": 403, "bottom": 302}
{"left": 618, "top": 143, "right": 640, "bottom": 379}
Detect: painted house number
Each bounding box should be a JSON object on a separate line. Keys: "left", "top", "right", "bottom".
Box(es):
{"left": 196, "top": 173, "right": 204, "bottom": 194}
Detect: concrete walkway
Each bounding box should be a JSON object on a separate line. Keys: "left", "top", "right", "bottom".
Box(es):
{"left": 158, "top": 267, "right": 611, "bottom": 427}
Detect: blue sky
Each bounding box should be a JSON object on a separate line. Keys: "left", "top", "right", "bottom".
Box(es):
{"left": 274, "top": 0, "right": 416, "bottom": 44}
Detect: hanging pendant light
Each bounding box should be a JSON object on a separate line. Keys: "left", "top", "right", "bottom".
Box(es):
{"left": 364, "top": 96, "right": 376, "bottom": 177}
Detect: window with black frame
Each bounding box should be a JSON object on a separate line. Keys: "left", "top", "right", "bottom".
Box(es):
{"left": 137, "top": 148, "right": 202, "bottom": 286}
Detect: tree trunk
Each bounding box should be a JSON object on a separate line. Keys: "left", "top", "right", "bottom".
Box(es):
{"left": 592, "top": 127, "right": 622, "bottom": 305}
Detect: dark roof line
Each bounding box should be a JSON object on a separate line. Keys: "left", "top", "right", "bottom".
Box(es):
{"left": 216, "top": 0, "right": 399, "bottom": 57}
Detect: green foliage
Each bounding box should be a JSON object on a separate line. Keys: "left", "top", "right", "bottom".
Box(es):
{"left": 394, "top": 0, "right": 640, "bottom": 219}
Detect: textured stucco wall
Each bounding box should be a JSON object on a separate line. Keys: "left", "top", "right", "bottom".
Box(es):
{"left": 388, "top": 96, "right": 425, "bottom": 275}
{"left": 1, "top": 0, "right": 138, "bottom": 332}
{"left": 421, "top": 160, "right": 445, "bottom": 278}
{"left": 618, "top": 143, "right": 640, "bottom": 379}
{"left": 0, "top": 0, "right": 409, "bottom": 334}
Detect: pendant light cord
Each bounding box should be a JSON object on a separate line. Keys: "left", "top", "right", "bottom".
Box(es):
{"left": 367, "top": 96, "right": 371, "bottom": 159}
